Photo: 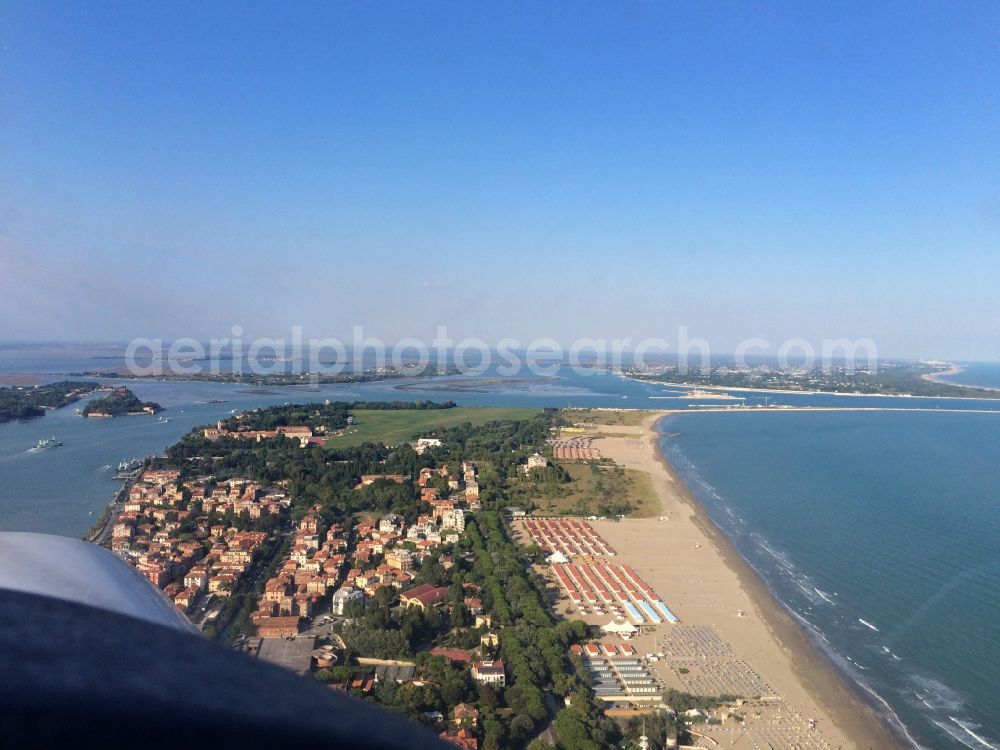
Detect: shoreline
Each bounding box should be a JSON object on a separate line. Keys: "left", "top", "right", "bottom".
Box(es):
{"left": 623, "top": 373, "right": 1000, "bottom": 401}
{"left": 647, "top": 412, "right": 910, "bottom": 749}
{"left": 589, "top": 411, "right": 909, "bottom": 750}
{"left": 668, "top": 405, "right": 1000, "bottom": 415}
{"left": 921, "top": 364, "right": 1000, "bottom": 393}
{"left": 921, "top": 364, "right": 964, "bottom": 384}
{"left": 83, "top": 471, "right": 139, "bottom": 544}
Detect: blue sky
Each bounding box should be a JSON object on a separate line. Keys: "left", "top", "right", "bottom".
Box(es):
{"left": 1, "top": 1, "right": 998, "bottom": 359}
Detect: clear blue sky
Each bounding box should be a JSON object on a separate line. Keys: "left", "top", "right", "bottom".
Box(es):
{"left": 1, "top": 1, "right": 998, "bottom": 359}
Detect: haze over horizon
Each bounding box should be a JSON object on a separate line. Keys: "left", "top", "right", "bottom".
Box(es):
{"left": 2, "top": 2, "right": 999, "bottom": 360}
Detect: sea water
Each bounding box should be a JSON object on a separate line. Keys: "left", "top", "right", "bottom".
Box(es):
{"left": 661, "top": 409, "right": 1000, "bottom": 750}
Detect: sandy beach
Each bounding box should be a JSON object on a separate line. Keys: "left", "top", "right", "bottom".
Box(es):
{"left": 551, "top": 411, "right": 907, "bottom": 749}
{"left": 630, "top": 371, "right": 1000, "bottom": 399}
{"left": 921, "top": 364, "right": 965, "bottom": 383}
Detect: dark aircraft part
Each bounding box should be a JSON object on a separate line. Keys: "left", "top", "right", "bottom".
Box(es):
{"left": 0, "top": 534, "right": 450, "bottom": 749}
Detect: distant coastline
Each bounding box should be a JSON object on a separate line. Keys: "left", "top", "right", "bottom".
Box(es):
{"left": 0, "top": 381, "right": 99, "bottom": 424}
{"left": 63, "top": 365, "right": 460, "bottom": 388}
{"left": 920, "top": 364, "right": 966, "bottom": 384}
{"left": 921, "top": 363, "right": 1000, "bottom": 393}
{"left": 623, "top": 373, "right": 1000, "bottom": 401}
{"left": 924, "top": 363, "right": 964, "bottom": 377}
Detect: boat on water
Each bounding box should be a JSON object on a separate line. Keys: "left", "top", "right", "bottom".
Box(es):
{"left": 33, "top": 437, "right": 62, "bottom": 450}
{"left": 113, "top": 457, "right": 146, "bottom": 479}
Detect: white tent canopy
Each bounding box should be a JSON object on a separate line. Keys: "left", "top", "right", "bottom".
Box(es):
{"left": 600, "top": 619, "right": 638, "bottom": 635}
{"left": 545, "top": 551, "right": 570, "bottom": 564}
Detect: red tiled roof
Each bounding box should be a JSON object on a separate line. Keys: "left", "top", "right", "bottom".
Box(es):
{"left": 402, "top": 583, "right": 449, "bottom": 607}
{"left": 429, "top": 647, "right": 474, "bottom": 664}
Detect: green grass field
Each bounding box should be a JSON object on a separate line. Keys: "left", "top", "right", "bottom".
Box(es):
{"left": 530, "top": 462, "right": 661, "bottom": 518}
{"left": 322, "top": 407, "right": 540, "bottom": 448}
{"left": 561, "top": 408, "right": 652, "bottom": 427}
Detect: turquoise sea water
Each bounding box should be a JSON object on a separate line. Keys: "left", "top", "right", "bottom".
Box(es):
{"left": 662, "top": 410, "right": 1000, "bottom": 750}
{"left": 941, "top": 362, "right": 1000, "bottom": 391}
{"left": 2, "top": 353, "right": 1000, "bottom": 748}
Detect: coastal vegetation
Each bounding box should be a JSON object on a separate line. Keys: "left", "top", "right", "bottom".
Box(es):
{"left": 0, "top": 381, "right": 98, "bottom": 423}
{"left": 81, "top": 387, "right": 162, "bottom": 417}
{"left": 626, "top": 361, "right": 997, "bottom": 398}
{"left": 208, "top": 399, "right": 537, "bottom": 449}
{"left": 130, "top": 402, "right": 734, "bottom": 748}
{"left": 323, "top": 407, "right": 540, "bottom": 448}
{"left": 166, "top": 408, "right": 554, "bottom": 522}
{"left": 219, "top": 399, "right": 458, "bottom": 433}
{"left": 515, "top": 463, "right": 659, "bottom": 519}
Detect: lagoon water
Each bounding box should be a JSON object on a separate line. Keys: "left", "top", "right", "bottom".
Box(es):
{"left": 2, "top": 352, "right": 1000, "bottom": 748}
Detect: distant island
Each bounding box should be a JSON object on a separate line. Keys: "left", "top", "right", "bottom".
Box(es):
{"left": 81, "top": 387, "right": 163, "bottom": 418}
{"left": 66, "top": 364, "right": 460, "bottom": 387}
{"left": 0, "top": 381, "right": 99, "bottom": 423}
{"left": 625, "top": 360, "right": 998, "bottom": 399}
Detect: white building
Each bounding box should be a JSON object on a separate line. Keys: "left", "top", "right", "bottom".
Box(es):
{"left": 521, "top": 452, "right": 547, "bottom": 475}
{"left": 415, "top": 438, "right": 442, "bottom": 455}
{"left": 472, "top": 659, "right": 506, "bottom": 687}
{"left": 331, "top": 587, "right": 365, "bottom": 616}
{"left": 441, "top": 508, "right": 466, "bottom": 532}
{"left": 379, "top": 513, "right": 406, "bottom": 534}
